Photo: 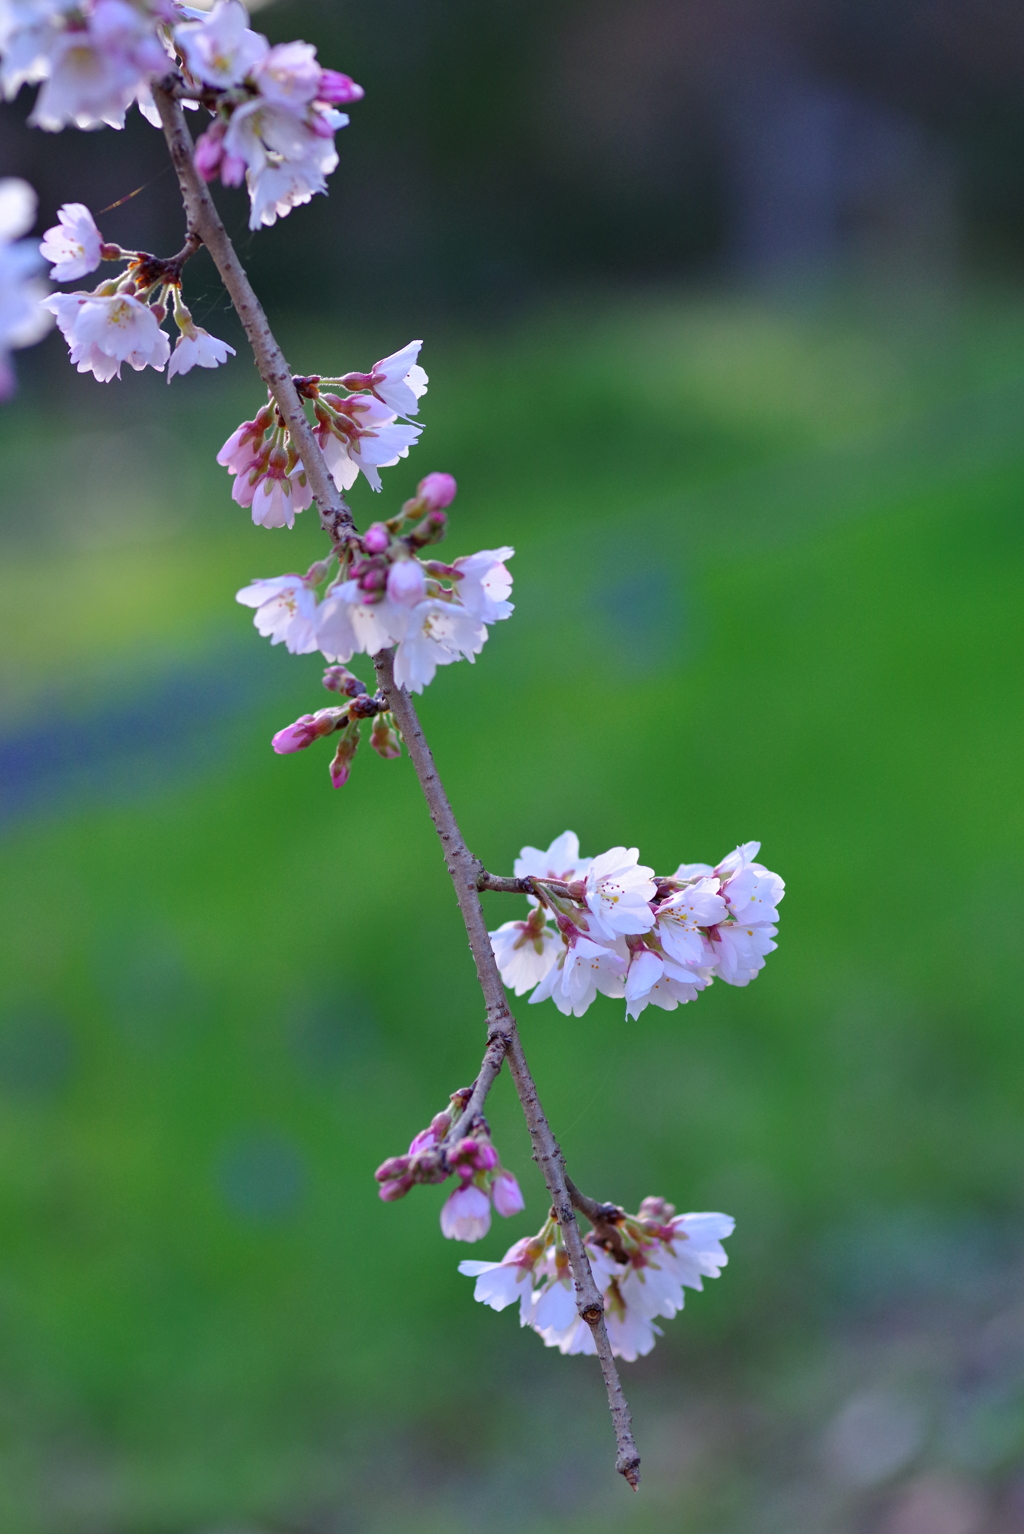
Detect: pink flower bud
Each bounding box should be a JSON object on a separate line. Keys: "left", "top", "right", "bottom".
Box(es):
{"left": 329, "top": 730, "right": 359, "bottom": 788}
{"left": 491, "top": 1170, "right": 526, "bottom": 1218}
{"left": 322, "top": 665, "right": 367, "bottom": 697}
{"left": 362, "top": 522, "right": 390, "bottom": 554}
{"left": 440, "top": 1183, "right": 492, "bottom": 1242}
{"left": 476, "top": 1141, "right": 499, "bottom": 1172}
{"left": 374, "top": 1155, "right": 411, "bottom": 1183}
{"left": 319, "top": 68, "right": 364, "bottom": 104}
{"left": 386, "top": 558, "right": 427, "bottom": 608}
{"left": 221, "top": 152, "right": 247, "bottom": 188}
{"left": 417, "top": 472, "right": 457, "bottom": 511}
{"left": 370, "top": 715, "right": 402, "bottom": 760}
{"left": 272, "top": 713, "right": 329, "bottom": 753}
{"left": 378, "top": 1175, "right": 413, "bottom": 1201}
{"left": 193, "top": 124, "right": 225, "bottom": 181}
{"left": 408, "top": 1125, "right": 439, "bottom": 1154}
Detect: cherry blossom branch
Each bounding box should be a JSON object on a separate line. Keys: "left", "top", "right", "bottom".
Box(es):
{"left": 150, "top": 81, "right": 639, "bottom": 1489}
{"left": 373, "top": 648, "right": 641, "bottom": 1489}
{"left": 151, "top": 80, "right": 355, "bottom": 550}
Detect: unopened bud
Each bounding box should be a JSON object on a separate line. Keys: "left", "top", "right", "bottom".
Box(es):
{"left": 272, "top": 708, "right": 345, "bottom": 754}
{"left": 375, "top": 1155, "right": 411, "bottom": 1183}
{"left": 416, "top": 472, "right": 457, "bottom": 511}
{"left": 363, "top": 522, "right": 390, "bottom": 554}
{"left": 322, "top": 665, "right": 367, "bottom": 697}
{"left": 638, "top": 1196, "right": 675, "bottom": 1222}
{"left": 329, "top": 730, "right": 359, "bottom": 788}
{"left": 387, "top": 558, "right": 427, "bottom": 608}
{"left": 430, "top": 1110, "right": 453, "bottom": 1137}
{"left": 378, "top": 1175, "right": 413, "bottom": 1202}
{"left": 370, "top": 713, "right": 402, "bottom": 759}
{"left": 407, "top": 510, "right": 448, "bottom": 549}
{"left": 319, "top": 68, "right": 365, "bottom": 104}
{"left": 350, "top": 691, "right": 383, "bottom": 719}
{"left": 193, "top": 123, "right": 225, "bottom": 181}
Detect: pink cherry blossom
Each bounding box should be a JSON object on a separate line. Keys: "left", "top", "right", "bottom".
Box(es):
{"left": 491, "top": 1170, "right": 525, "bottom": 1218}
{"left": 440, "top": 1182, "right": 492, "bottom": 1243}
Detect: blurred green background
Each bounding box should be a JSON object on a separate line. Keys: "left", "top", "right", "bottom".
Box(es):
{"left": 4, "top": 4, "right": 1024, "bottom": 1533}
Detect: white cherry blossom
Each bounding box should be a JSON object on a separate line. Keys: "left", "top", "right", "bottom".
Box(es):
{"left": 0, "top": 177, "right": 50, "bottom": 397}
{"left": 28, "top": 0, "right": 167, "bottom": 131}
{"left": 514, "top": 830, "right": 590, "bottom": 884}
{"left": 584, "top": 846, "right": 656, "bottom": 939}
{"left": 316, "top": 393, "right": 421, "bottom": 493}
{"left": 249, "top": 38, "right": 321, "bottom": 106}
{"left": 167, "top": 323, "right": 236, "bottom": 380}
{"left": 392, "top": 599, "right": 487, "bottom": 694}
{"left": 704, "top": 920, "right": 777, "bottom": 987}
{"left": 452, "top": 546, "right": 514, "bottom": 623}
{"left": 624, "top": 951, "right": 709, "bottom": 1019}
{"left": 358, "top": 339, "right": 428, "bottom": 417}
{"left": 223, "top": 94, "right": 347, "bottom": 230}
{"left": 40, "top": 200, "right": 102, "bottom": 281}
{"left": 249, "top": 459, "right": 312, "bottom": 529}
{"left": 655, "top": 875, "right": 727, "bottom": 967}
{"left": 489, "top": 918, "right": 560, "bottom": 996}
{"left": 235, "top": 573, "right": 319, "bottom": 653}
{"left": 174, "top": 0, "right": 266, "bottom": 89}
{"left": 529, "top": 934, "right": 627, "bottom": 1018}
{"left": 44, "top": 289, "right": 170, "bottom": 380}
{"left": 458, "top": 1236, "right": 546, "bottom": 1323}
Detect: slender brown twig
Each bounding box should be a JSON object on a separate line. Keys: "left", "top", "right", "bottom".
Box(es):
{"left": 374, "top": 650, "right": 640, "bottom": 1488}
{"left": 153, "top": 87, "right": 640, "bottom": 1490}
{"left": 151, "top": 80, "right": 355, "bottom": 552}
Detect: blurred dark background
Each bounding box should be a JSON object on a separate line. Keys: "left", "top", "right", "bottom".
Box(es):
{"left": 7, "top": 0, "right": 1024, "bottom": 312}
{"left": 3, "top": 3, "right": 1024, "bottom": 1534}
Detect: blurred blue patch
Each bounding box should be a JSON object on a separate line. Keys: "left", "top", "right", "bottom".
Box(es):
{"left": 94, "top": 927, "right": 209, "bottom": 1053}
{"left": 0, "top": 633, "right": 310, "bottom": 829}
{"left": 215, "top": 1130, "right": 307, "bottom": 1222}
{"left": 0, "top": 1007, "right": 76, "bottom": 1099}
{"left": 288, "top": 991, "right": 379, "bottom": 1079}
{"left": 593, "top": 559, "right": 693, "bottom": 672}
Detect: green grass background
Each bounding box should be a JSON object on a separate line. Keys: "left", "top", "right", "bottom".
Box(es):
{"left": 1, "top": 288, "right": 1023, "bottom": 1532}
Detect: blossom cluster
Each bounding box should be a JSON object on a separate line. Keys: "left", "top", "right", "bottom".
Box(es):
{"left": 179, "top": 0, "right": 362, "bottom": 229}
{"left": 0, "top": 0, "right": 360, "bottom": 229}
{"left": 41, "top": 201, "right": 235, "bottom": 380}
{"left": 270, "top": 664, "right": 401, "bottom": 789}
{"left": 489, "top": 831, "right": 784, "bottom": 1019}
{"left": 0, "top": 178, "right": 51, "bottom": 397}
{"left": 460, "top": 1197, "right": 733, "bottom": 1362}
{"left": 0, "top": 0, "right": 170, "bottom": 132}
{"left": 218, "top": 341, "right": 427, "bottom": 519}
{"left": 238, "top": 473, "right": 515, "bottom": 696}
{"left": 375, "top": 1094, "right": 525, "bottom": 1244}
